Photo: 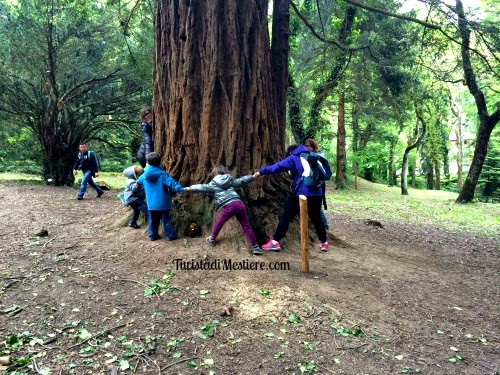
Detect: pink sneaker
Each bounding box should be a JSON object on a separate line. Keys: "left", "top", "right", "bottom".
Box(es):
{"left": 262, "top": 236, "right": 281, "bottom": 251}
{"left": 320, "top": 241, "right": 329, "bottom": 252}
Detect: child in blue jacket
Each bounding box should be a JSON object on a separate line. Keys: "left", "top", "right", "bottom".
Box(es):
{"left": 137, "top": 152, "right": 185, "bottom": 241}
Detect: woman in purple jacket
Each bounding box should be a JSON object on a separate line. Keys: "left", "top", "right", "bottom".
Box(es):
{"left": 254, "top": 144, "right": 328, "bottom": 252}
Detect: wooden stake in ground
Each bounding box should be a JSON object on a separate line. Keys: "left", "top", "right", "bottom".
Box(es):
{"left": 299, "top": 195, "right": 309, "bottom": 273}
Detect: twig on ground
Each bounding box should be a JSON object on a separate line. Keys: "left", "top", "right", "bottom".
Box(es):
{"left": 119, "top": 278, "right": 161, "bottom": 299}
{"left": 161, "top": 356, "right": 199, "bottom": 371}
{"left": 43, "top": 235, "right": 58, "bottom": 248}
{"left": 337, "top": 343, "right": 368, "bottom": 350}
{"left": 65, "top": 322, "right": 131, "bottom": 351}
{"left": 316, "top": 364, "right": 336, "bottom": 373}
{"left": 1, "top": 279, "right": 21, "bottom": 290}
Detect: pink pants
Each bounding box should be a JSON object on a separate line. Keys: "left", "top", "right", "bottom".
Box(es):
{"left": 212, "top": 201, "right": 257, "bottom": 246}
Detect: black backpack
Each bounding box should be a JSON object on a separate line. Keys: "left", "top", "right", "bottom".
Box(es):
{"left": 300, "top": 152, "right": 326, "bottom": 188}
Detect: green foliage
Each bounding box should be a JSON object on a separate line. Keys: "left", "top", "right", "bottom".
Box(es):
{"left": 477, "top": 131, "right": 500, "bottom": 201}
{"left": 143, "top": 270, "right": 176, "bottom": 297}
{"left": 0, "top": 121, "right": 42, "bottom": 174}
{"left": 329, "top": 178, "right": 499, "bottom": 237}
{"left": 0, "top": 0, "right": 152, "bottom": 184}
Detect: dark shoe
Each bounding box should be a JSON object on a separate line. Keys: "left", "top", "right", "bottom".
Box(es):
{"left": 77, "top": 196, "right": 83, "bottom": 200}
{"left": 252, "top": 246, "right": 264, "bottom": 255}
{"left": 150, "top": 235, "right": 160, "bottom": 241}
{"left": 97, "top": 191, "right": 104, "bottom": 198}
{"left": 129, "top": 223, "right": 140, "bottom": 229}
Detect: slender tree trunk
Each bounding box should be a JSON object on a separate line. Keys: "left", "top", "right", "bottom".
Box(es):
{"left": 308, "top": 6, "right": 356, "bottom": 138}
{"left": 449, "top": 91, "right": 464, "bottom": 192}
{"left": 401, "top": 119, "right": 426, "bottom": 195}
{"left": 427, "top": 162, "right": 434, "bottom": 190}
{"left": 388, "top": 140, "right": 396, "bottom": 186}
{"left": 410, "top": 163, "right": 416, "bottom": 188}
{"left": 271, "top": 0, "right": 290, "bottom": 145}
{"left": 434, "top": 164, "right": 441, "bottom": 190}
{"left": 288, "top": 74, "right": 306, "bottom": 143}
{"left": 152, "top": 0, "right": 289, "bottom": 240}
{"left": 336, "top": 90, "right": 347, "bottom": 189}
{"left": 351, "top": 99, "right": 360, "bottom": 190}
{"left": 455, "top": 127, "right": 464, "bottom": 192}
{"left": 455, "top": 0, "right": 500, "bottom": 202}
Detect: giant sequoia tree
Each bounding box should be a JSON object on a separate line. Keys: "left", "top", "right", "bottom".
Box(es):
{"left": 153, "top": 0, "right": 291, "bottom": 239}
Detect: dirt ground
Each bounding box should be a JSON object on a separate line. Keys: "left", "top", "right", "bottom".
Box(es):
{"left": 0, "top": 183, "right": 498, "bottom": 375}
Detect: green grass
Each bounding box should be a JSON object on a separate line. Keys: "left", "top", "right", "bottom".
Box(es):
{"left": 327, "top": 179, "right": 499, "bottom": 237}
{"left": 94, "top": 172, "right": 126, "bottom": 190}
{"left": 0, "top": 172, "right": 125, "bottom": 190}
{"left": 1, "top": 172, "right": 498, "bottom": 238}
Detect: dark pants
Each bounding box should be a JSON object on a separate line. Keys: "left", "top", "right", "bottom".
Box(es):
{"left": 274, "top": 195, "right": 327, "bottom": 243}
{"left": 148, "top": 209, "right": 177, "bottom": 240}
{"left": 212, "top": 201, "right": 257, "bottom": 246}
{"left": 129, "top": 199, "right": 148, "bottom": 225}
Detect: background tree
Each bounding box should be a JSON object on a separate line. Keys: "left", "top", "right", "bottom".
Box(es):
{"left": 454, "top": 0, "right": 499, "bottom": 202}
{"left": 0, "top": 0, "right": 147, "bottom": 184}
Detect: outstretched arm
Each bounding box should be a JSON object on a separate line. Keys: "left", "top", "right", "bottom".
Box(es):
{"left": 188, "top": 183, "right": 215, "bottom": 194}
{"left": 163, "top": 174, "right": 185, "bottom": 194}
{"left": 232, "top": 175, "right": 254, "bottom": 187}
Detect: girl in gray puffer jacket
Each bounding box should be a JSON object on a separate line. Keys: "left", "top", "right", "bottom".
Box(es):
{"left": 186, "top": 166, "right": 263, "bottom": 255}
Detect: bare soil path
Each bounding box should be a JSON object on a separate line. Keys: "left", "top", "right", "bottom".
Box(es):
{"left": 0, "top": 183, "right": 498, "bottom": 374}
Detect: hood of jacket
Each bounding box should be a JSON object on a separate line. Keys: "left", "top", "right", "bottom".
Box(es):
{"left": 292, "top": 144, "right": 309, "bottom": 156}
{"left": 212, "top": 174, "right": 234, "bottom": 189}
{"left": 123, "top": 166, "right": 136, "bottom": 180}
{"left": 143, "top": 165, "right": 163, "bottom": 182}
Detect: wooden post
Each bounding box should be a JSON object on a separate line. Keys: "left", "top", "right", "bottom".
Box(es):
{"left": 299, "top": 195, "right": 309, "bottom": 273}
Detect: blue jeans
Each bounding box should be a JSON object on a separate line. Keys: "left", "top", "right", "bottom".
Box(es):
{"left": 129, "top": 199, "right": 148, "bottom": 225}
{"left": 148, "top": 210, "right": 178, "bottom": 240}
{"left": 78, "top": 170, "right": 103, "bottom": 198}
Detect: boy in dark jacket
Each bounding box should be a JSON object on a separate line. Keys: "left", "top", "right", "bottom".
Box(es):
{"left": 137, "top": 152, "right": 185, "bottom": 241}
{"left": 255, "top": 144, "right": 328, "bottom": 252}
{"left": 73, "top": 142, "right": 103, "bottom": 200}
{"left": 186, "top": 166, "right": 263, "bottom": 256}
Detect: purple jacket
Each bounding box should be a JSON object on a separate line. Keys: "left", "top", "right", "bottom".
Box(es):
{"left": 259, "top": 145, "right": 322, "bottom": 197}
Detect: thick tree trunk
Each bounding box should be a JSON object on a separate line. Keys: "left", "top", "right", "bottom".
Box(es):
{"left": 42, "top": 143, "right": 77, "bottom": 186}
{"left": 336, "top": 90, "right": 347, "bottom": 188}
{"left": 153, "top": 0, "right": 289, "bottom": 241}
{"left": 455, "top": 0, "right": 499, "bottom": 203}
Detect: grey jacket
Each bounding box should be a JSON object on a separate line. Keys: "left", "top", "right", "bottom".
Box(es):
{"left": 189, "top": 174, "right": 254, "bottom": 209}
{"left": 123, "top": 166, "right": 146, "bottom": 205}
